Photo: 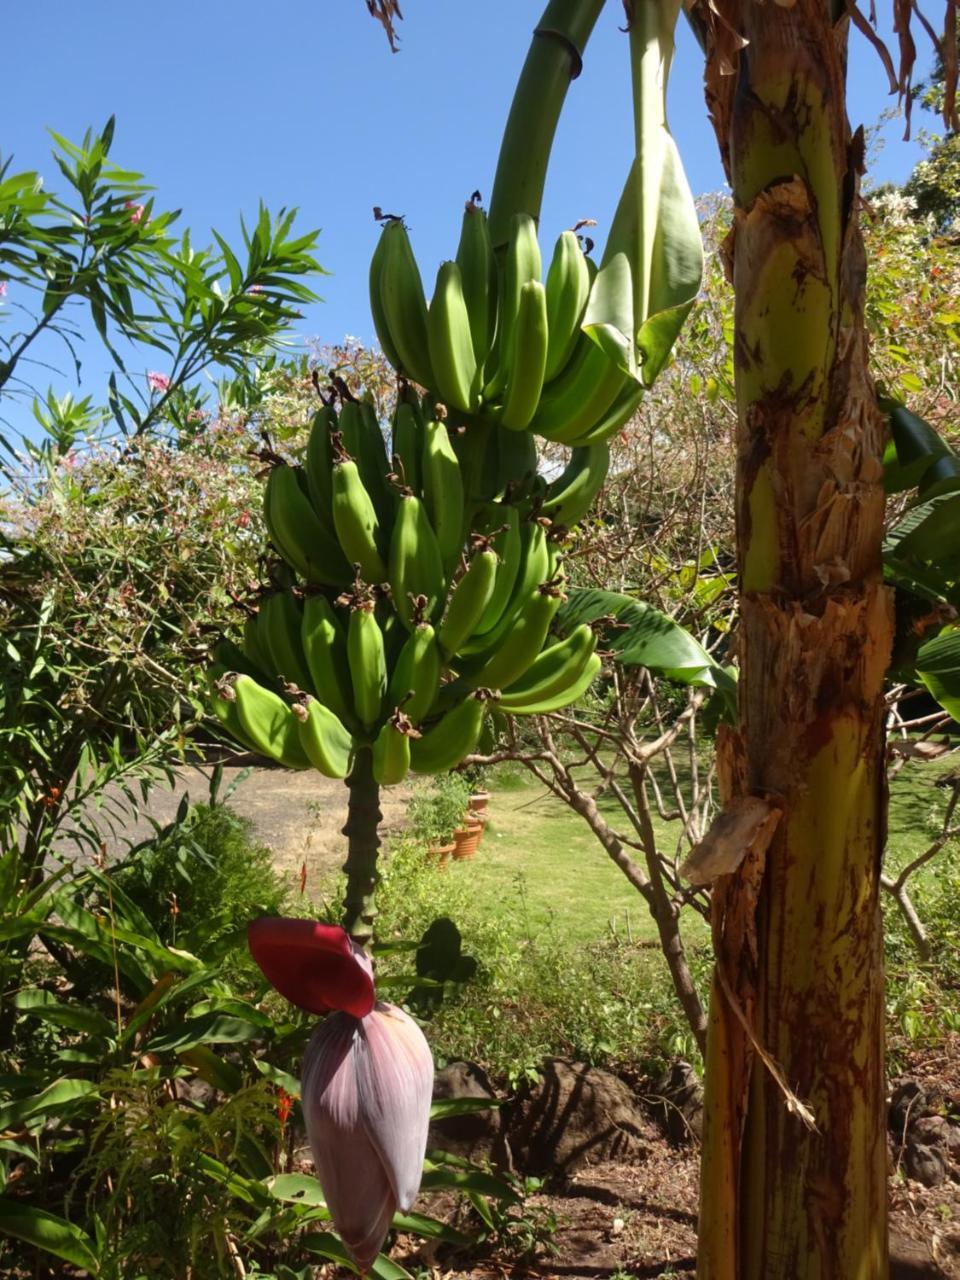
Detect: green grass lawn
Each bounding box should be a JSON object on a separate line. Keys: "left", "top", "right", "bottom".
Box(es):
{"left": 402, "top": 749, "right": 958, "bottom": 951}
{"left": 457, "top": 770, "right": 692, "bottom": 947}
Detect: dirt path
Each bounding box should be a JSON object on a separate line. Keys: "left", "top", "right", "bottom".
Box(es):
{"left": 68, "top": 763, "right": 416, "bottom": 891}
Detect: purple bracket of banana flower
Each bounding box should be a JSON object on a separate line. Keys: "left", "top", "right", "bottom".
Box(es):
{"left": 248, "top": 918, "right": 434, "bottom": 1274}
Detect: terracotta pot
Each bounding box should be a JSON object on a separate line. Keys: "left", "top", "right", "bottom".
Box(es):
{"left": 427, "top": 841, "right": 455, "bottom": 869}
{"left": 468, "top": 791, "right": 490, "bottom": 816}
{"left": 452, "top": 816, "right": 484, "bottom": 861}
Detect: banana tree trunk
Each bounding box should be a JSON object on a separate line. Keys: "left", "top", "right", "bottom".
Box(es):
{"left": 697, "top": 4, "right": 892, "bottom": 1276}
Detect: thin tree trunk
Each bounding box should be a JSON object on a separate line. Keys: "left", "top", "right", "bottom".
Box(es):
{"left": 697, "top": 5, "right": 892, "bottom": 1276}
{"left": 341, "top": 747, "right": 382, "bottom": 948}
{"left": 628, "top": 763, "right": 708, "bottom": 1058}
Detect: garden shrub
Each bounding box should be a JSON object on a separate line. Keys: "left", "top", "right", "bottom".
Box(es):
{"left": 114, "top": 801, "right": 290, "bottom": 975}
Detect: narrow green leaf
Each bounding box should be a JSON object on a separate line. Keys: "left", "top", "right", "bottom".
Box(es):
{"left": 0, "top": 1198, "right": 99, "bottom": 1273}
{"left": 429, "top": 1096, "right": 502, "bottom": 1121}
{"left": 0, "top": 1077, "right": 100, "bottom": 1131}
{"left": 144, "top": 1012, "right": 264, "bottom": 1054}
{"left": 12, "top": 989, "right": 115, "bottom": 1038}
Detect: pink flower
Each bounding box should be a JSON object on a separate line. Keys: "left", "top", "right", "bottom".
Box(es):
{"left": 0, "top": 281, "right": 7, "bottom": 299}
{"left": 248, "top": 919, "right": 433, "bottom": 1273}
{"left": 125, "top": 200, "right": 146, "bottom": 225}
{"left": 147, "top": 371, "right": 171, "bottom": 394}
{"left": 247, "top": 283, "right": 265, "bottom": 294}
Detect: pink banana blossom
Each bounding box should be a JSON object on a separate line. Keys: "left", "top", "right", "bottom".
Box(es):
{"left": 248, "top": 919, "right": 433, "bottom": 1273}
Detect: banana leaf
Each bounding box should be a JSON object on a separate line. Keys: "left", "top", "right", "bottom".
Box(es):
{"left": 559, "top": 586, "right": 736, "bottom": 719}
{"left": 882, "top": 398, "right": 960, "bottom": 495}
{"left": 916, "top": 629, "right": 960, "bottom": 723}
{"left": 582, "top": 0, "right": 703, "bottom": 386}
{"left": 883, "top": 401, "right": 960, "bottom": 609}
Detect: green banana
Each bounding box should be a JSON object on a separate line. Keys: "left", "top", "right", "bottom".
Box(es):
{"left": 565, "top": 377, "right": 645, "bottom": 447}
{"left": 304, "top": 404, "right": 338, "bottom": 519}
{"left": 233, "top": 673, "right": 312, "bottom": 768}
{"left": 293, "top": 696, "right": 354, "bottom": 778}
{"left": 372, "top": 710, "right": 416, "bottom": 785}
{"left": 241, "top": 615, "right": 272, "bottom": 678}
{"left": 483, "top": 212, "right": 542, "bottom": 402}
{"left": 388, "top": 490, "right": 446, "bottom": 629}
{"left": 528, "top": 339, "right": 627, "bottom": 445}
{"left": 369, "top": 224, "right": 406, "bottom": 372}
{"left": 497, "top": 623, "right": 597, "bottom": 707}
{"left": 409, "top": 691, "right": 489, "bottom": 774}
{"left": 347, "top": 601, "right": 387, "bottom": 729}
{"left": 544, "top": 230, "right": 592, "bottom": 382}
{"left": 499, "top": 652, "right": 602, "bottom": 715}
{"left": 387, "top": 621, "right": 441, "bottom": 724}
{"left": 391, "top": 399, "right": 423, "bottom": 491}
{"left": 301, "top": 594, "right": 356, "bottom": 728}
{"left": 421, "top": 417, "right": 465, "bottom": 575}
{"left": 438, "top": 547, "right": 499, "bottom": 657}
{"left": 472, "top": 503, "right": 522, "bottom": 636}
{"left": 332, "top": 455, "right": 388, "bottom": 583}
{"left": 258, "top": 591, "right": 314, "bottom": 694}
{"left": 500, "top": 280, "right": 549, "bottom": 432}
{"left": 455, "top": 200, "right": 497, "bottom": 368}
{"left": 264, "top": 464, "right": 352, "bottom": 587}
{"left": 343, "top": 399, "right": 393, "bottom": 525}
{"left": 427, "top": 260, "right": 479, "bottom": 414}
{"left": 463, "top": 516, "right": 551, "bottom": 653}
{"left": 466, "top": 582, "right": 564, "bottom": 691}
{"left": 207, "top": 666, "right": 260, "bottom": 754}
{"left": 378, "top": 219, "right": 434, "bottom": 388}
{"left": 541, "top": 443, "right": 610, "bottom": 528}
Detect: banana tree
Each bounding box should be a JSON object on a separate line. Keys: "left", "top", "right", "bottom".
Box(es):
{"left": 688, "top": 2, "right": 958, "bottom": 1275}
{"left": 364, "top": 2, "right": 958, "bottom": 1276}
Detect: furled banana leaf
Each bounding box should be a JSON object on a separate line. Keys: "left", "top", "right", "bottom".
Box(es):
{"left": 582, "top": 0, "right": 703, "bottom": 386}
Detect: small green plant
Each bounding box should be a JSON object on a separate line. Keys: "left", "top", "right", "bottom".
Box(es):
{"left": 477, "top": 1173, "right": 559, "bottom": 1264}
{"left": 408, "top": 772, "right": 472, "bottom": 846}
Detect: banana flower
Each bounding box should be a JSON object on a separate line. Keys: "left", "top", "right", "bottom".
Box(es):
{"left": 248, "top": 919, "right": 434, "bottom": 1273}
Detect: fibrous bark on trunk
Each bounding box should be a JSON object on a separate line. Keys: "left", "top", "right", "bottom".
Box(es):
{"left": 695, "top": 4, "right": 893, "bottom": 1276}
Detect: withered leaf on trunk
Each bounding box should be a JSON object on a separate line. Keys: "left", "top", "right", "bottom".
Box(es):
{"left": 680, "top": 794, "right": 782, "bottom": 886}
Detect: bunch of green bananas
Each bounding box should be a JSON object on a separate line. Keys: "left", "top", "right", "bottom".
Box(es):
{"left": 209, "top": 396, "right": 603, "bottom": 784}
{"left": 369, "top": 202, "right": 645, "bottom": 449}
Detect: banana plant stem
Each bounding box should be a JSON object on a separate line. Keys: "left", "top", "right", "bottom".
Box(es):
{"left": 696, "top": 4, "right": 891, "bottom": 1274}
{"left": 487, "top": 0, "right": 607, "bottom": 248}
{"left": 341, "top": 747, "right": 382, "bottom": 949}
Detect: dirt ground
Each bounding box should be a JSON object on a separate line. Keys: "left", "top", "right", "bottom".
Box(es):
{"left": 394, "top": 1129, "right": 960, "bottom": 1279}
{"left": 71, "top": 760, "right": 415, "bottom": 890}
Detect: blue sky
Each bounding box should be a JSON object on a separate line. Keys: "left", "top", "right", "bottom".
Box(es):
{"left": 2, "top": 2, "right": 934, "bottom": 438}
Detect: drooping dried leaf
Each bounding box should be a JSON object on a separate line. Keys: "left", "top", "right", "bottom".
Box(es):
{"left": 365, "top": 0, "right": 403, "bottom": 52}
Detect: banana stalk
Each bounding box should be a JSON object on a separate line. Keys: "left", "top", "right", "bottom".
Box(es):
{"left": 341, "top": 746, "right": 383, "bottom": 948}
{"left": 694, "top": 4, "right": 892, "bottom": 1276}
{"left": 487, "top": 0, "right": 606, "bottom": 247}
